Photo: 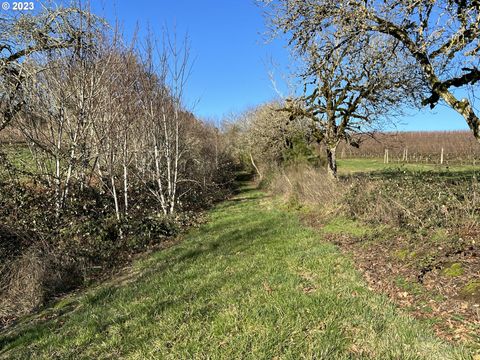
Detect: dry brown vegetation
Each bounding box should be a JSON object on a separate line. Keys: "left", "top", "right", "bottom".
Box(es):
{"left": 268, "top": 166, "right": 480, "bottom": 345}
{"left": 0, "top": 128, "right": 22, "bottom": 144}
{"left": 269, "top": 164, "right": 344, "bottom": 213}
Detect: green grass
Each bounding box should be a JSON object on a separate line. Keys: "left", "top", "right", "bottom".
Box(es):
{"left": 0, "top": 144, "right": 37, "bottom": 175}
{"left": 321, "top": 217, "right": 372, "bottom": 237}
{"left": 0, "top": 185, "right": 473, "bottom": 359}
{"left": 337, "top": 158, "right": 479, "bottom": 175}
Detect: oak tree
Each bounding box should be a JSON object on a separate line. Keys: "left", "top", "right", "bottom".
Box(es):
{"left": 263, "top": 0, "right": 480, "bottom": 140}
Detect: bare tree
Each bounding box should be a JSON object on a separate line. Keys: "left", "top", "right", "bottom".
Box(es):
{"left": 282, "top": 34, "right": 416, "bottom": 177}
{"left": 262, "top": 0, "right": 480, "bottom": 140}
{"left": 3, "top": 2, "right": 232, "bottom": 227}
{"left": 0, "top": 2, "right": 104, "bottom": 132}
{"left": 138, "top": 32, "right": 192, "bottom": 214}
{"left": 17, "top": 33, "right": 112, "bottom": 216}
{"left": 225, "top": 102, "right": 313, "bottom": 179}
{"left": 88, "top": 44, "right": 142, "bottom": 220}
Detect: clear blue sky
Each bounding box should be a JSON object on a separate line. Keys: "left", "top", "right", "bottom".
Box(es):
{"left": 92, "top": 0, "right": 470, "bottom": 132}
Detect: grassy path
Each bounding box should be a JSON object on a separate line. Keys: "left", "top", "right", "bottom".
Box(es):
{"left": 0, "top": 186, "right": 473, "bottom": 359}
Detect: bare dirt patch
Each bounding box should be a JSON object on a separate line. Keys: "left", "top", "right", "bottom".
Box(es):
{"left": 302, "top": 211, "right": 480, "bottom": 350}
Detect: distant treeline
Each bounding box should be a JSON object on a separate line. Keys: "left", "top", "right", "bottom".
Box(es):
{"left": 337, "top": 131, "right": 480, "bottom": 164}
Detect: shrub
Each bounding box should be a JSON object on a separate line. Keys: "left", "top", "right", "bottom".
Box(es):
{"left": 268, "top": 167, "right": 480, "bottom": 232}
{"left": 0, "top": 243, "right": 83, "bottom": 323}
{"left": 269, "top": 164, "right": 345, "bottom": 215}
{"left": 343, "top": 171, "right": 480, "bottom": 230}
{"left": 0, "top": 174, "right": 213, "bottom": 326}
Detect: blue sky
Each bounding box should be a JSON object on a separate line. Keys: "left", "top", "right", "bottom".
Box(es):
{"left": 92, "top": 0, "right": 470, "bottom": 132}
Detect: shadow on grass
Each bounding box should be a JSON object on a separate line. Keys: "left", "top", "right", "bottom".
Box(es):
{"left": 0, "top": 192, "right": 278, "bottom": 355}
{"left": 0, "top": 301, "right": 78, "bottom": 352}
{"left": 232, "top": 171, "right": 256, "bottom": 194}
{"left": 0, "top": 172, "right": 261, "bottom": 352}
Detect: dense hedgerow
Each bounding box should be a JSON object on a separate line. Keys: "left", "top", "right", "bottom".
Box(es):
{"left": 0, "top": 152, "right": 237, "bottom": 326}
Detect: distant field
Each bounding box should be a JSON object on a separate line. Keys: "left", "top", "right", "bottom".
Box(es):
{"left": 3, "top": 143, "right": 480, "bottom": 179}
{"left": 0, "top": 144, "right": 36, "bottom": 175}
{"left": 337, "top": 131, "right": 480, "bottom": 164}
{"left": 337, "top": 158, "right": 480, "bottom": 175}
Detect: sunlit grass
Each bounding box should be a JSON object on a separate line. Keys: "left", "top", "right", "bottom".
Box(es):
{"left": 0, "top": 185, "right": 472, "bottom": 359}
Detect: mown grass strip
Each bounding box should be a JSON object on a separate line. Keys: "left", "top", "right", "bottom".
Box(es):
{"left": 0, "top": 186, "right": 472, "bottom": 359}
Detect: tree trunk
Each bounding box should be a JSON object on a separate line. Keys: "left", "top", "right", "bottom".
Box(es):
{"left": 154, "top": 142, "right": 168, "bottom": 215}
{"left": 111, "top": 176, "right": 120, "bottom": 221}
{"left": 438, "top": 89, "right": 480, "bottom": 141}
{"left": 249, "top": 153, "right": 262, "bottom": 180}
{"left": 170, "top": 108, "right": 180, "bottom": 215}
{"left": 371, "top": 20, "right": 480, "bottom": 142}
{"left": 123, "top": 163, "right": 128, "bottom": 215}
{"left": 326, "top": 147, "right": 337, "bottom": 178}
